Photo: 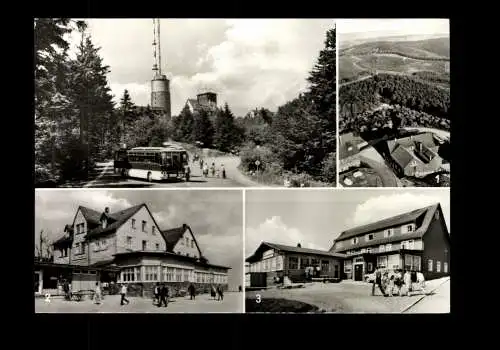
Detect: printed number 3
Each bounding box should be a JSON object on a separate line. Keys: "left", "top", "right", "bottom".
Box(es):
{"left": 256, "top": 294, "right": 261, "bottom": 304}
{"left": 45, "top": 293, "right": 51, "bottom": 303}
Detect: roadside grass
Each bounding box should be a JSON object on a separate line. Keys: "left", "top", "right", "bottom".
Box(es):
{"left": 245, "top": 298, "right": 320, "bottom": 313}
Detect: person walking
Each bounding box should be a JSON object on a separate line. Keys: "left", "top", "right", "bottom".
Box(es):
{"left": 221, "top": 164, "right": 226, "bottom": 179}
{"left": 217, "top": 285, "right": 224, "bottom": 301}
{"left": 158, "top": 284, "right": 169, "bottom": 307}
{"left": 153, "top": 282, "right": 160, "bottom": 305}
{"left": 120, "top": 284, "right": 130, "bottom": 305}
{"left": 371, "top": 268, "right": 387, "bottom": 297}
{"left": 403, "top": 270, "right": 412, "bottom": 296}
{"left": 188, "top": 283, "right": 196, "bottom": 300}
{"left": 93, "top": 282, "right": 102, "bottom": 305}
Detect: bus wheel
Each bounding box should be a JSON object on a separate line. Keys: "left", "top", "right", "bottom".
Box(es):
{"left": 147, "top": 172, "right": 152, "bottom": 182}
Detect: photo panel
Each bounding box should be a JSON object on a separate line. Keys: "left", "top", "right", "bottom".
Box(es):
{"left": 35, "top": 18, "right": 337, "bottom": 189}
{"left": 244, "top": 188, "right": 450, "bottom": 313}
{"left": 337, "top": 19, "right": 450, "bottom": 188}
{"left": 34, "top": 189, "right": 244, "bottom": 313}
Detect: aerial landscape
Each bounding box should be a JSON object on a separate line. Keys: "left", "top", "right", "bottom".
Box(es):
{"left": 338, "top": 19, "right": 450, "bottom": 188}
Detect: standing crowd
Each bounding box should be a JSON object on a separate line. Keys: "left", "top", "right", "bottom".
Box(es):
{"left": 194, "top": 154, "right": 226, "bottom": 179}
{"left": 371, "top": 268, "right": 426, "bottom": 297}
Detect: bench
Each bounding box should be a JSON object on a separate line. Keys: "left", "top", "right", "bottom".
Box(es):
{"left": 71, "top": 290, "right": 95, "bottom": 302}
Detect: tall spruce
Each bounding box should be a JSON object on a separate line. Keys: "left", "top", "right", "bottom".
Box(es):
{"left": 214, "top": 103, "right": 238, "bottom": 152}
{"left": 191, "top": 109, "right": 214, "bottom": 147}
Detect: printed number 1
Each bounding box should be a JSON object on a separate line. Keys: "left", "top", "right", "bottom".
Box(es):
{"left": 256, "top": 294, "right": 261, "bottom": 303}
{"left": 45, "top": 293, "right": 51, "bottom": 303}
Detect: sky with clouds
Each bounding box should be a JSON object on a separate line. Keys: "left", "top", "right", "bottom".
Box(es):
{"left": 35, "top": 189, "right": 243, "bottom": 290}
{"left": 245, "top": 189, "right": 450, "bottom": 257}
{"left": 338, "top": 18, "right": 449, "bottom": 42}
{"left": 66, "top": 19, "right": 335, "bottom": 117}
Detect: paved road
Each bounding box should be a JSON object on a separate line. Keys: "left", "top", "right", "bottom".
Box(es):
{"left": 403, "top": 127, "right": 450, "bottom": 141}
{"left": 404, "top": 278, "right": 450, "bottom": 313}
{"left": 35, "top": 292, "right": 244, "bottom": 313}
{"left": 246, "top": 278, "right": 449, "bottom": 313}
{"left": 62, "top": 154, "right": 263, "bottom": 188}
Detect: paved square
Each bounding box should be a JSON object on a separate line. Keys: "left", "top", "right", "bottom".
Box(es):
{"left": 245, "top": 278, "right": 449, "bottom": 313}
{"left": 35, "top": 292, "right": 244, "bottom": 313}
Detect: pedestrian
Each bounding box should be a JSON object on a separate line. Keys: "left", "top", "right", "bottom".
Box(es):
{"left": 158, "top": 284, "right": 169, "bottom": 307}
{"left": 217, "top": 285, "right": 224, "bottom": 301}
{"left": 403, "top": 270, "right": 412, "bottom": 296}
{"left": 238, "top": 285, "right": 242, "bottom": 293}
{"left": 211, "top": 164, "right": 215, "bottom": 177}
{"left": 203, "top": 164, "right": 208, "bottom": 178}
{"left": 120, "top": 284, "right": 130, "bottom": 305}
{"left": 63, "top": 280, "right": 71, "bottom": 301}
{"left": 199, "top": 158, "right": 204, "bottom": 170}
{"left": 216, "top": 168, "right": 220, "bottom": 178}
{"left": 386, "top": 274, "right": 395, "bottom": 297}
{"left": 210, "top": 285, "right": 217, "bottom": 300}
{"left": 371, "top": 268, "right": 387, "bottom": 297}
{"left": 153, "top": 282, "right": 160, "bottom": 305}
{"left": 188, "top": 283, "right": 196, "bottom": 300}
{"left": 221, "top": 164, "right": 226, "bottom": 179}
{"left": 93, "top": 282, "right": 102, "bottom": 304}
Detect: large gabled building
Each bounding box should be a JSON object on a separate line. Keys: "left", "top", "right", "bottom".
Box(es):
{"left": 34, "top": 203, "right": 230, "bottom": 297}
{"left": 329, "top": 203, "right": 450, "bottom": 281}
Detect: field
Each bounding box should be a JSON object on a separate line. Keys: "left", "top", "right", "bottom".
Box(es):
{"left": 339, "top": 37, "right": 450, "bottom": 85}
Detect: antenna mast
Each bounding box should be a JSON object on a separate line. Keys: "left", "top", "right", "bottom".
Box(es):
{"left": 152, "top": 18, "right": 162, "bottom": 76}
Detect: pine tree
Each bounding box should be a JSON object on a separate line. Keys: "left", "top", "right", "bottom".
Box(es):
{"left": 177, "top": 105, "right": 194, "bottom": 142}
{"left": 120, "top": 89, "right": 136, "bottom": 127}
{"left": 70, "top": 31, "right": 115, "bottom": 169}
{"left": 214, "top": 103, "right": 238, "bottom": 152}
{"left": 192, "top": 109, "right": 214, "bottom": 147}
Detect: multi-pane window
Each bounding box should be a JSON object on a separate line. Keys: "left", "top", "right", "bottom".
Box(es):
{"left": 301, "top": 257, "right": 309, "bottom": 268}
{"left": 163, "top": 267, "right": 174, "bottom": 282}
{"left": 142, "top": 220, "right": 147, "bottom": 232}
{"left": 175, "top": 268, "right": 182, "bottom": 282}
{"left": 344, "top": 260, "right": 352, "bottom": 273}
{"left": 428, "top": 259, "right": 433, "bottom": 272}
{"left": 145, "top": 266, "right": 158, "bottom": 281}
{"left": 436, "top": 261, "right": 441, "bottom": 272}
{"left": 377, "top": 256, "right": 387, "bottom": 269}
{"left": 444, "top": 262, "right": 448, "bottom": 273}
{"left": 352, "top": 237, "right": 359, "bottom": 244}
{"left": 321, "top": 260, "right": 330, "bottom": 271}
{"left": 384, "top": 229, "right": 394, "bottom": 238}
{"left": 288, "top": 257, "right": 298, "bottom": 269}
{"left": 122, "top": 268, "right": 136, "bottom": 282}
{"left": 131, "top": 219, "right": 136, "bottom": 229}
{"left": 126, "top": 236, "right": 132, "bottom": 249}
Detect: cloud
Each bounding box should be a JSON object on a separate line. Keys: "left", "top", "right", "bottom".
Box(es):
{"left": 68, "top": 19, "right": 334, "bottom": 117}
{"left": 348, "top": 191, "right": 450, "bottom": 231}
{"left": 245, "top": 215, "right": 326, "bottom": 257}
{"left": 338, "top": 18, "right": 449, "bottom": 36}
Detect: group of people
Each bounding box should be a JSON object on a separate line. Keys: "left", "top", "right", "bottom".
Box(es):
{"left": 153, "top": 283, "right": 169, "bottom": 307}
{"left": 209, "top": 285, "right": 225, "bottom": 301}
{"left": 371, "top": 268, "right": 426, "bottom": 297}
{"left": 197, "top": 157, "right": 226, "bottom": 179}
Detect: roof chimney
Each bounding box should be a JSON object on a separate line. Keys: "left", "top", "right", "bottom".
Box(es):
{"left": 297, "top": 243, "right": 302, "bottom": 248}
{"left": 182, "top": 223, "right": 187, "bottom": 229}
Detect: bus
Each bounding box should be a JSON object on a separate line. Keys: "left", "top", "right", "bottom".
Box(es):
{"left": 114, "top": 145, "right": 190, "bottom": 182}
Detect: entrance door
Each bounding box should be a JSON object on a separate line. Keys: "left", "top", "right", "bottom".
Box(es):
{"left": 354, "top": 264, "right": 363, "bottom": 281}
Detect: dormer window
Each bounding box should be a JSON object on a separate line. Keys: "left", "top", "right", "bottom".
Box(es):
{"left": 352, "top": 237, "right": 359, "bottom": 245}
{"left": 365, "top": 234, "right": 374, "bottom": 241}
{"left": 384, "top": 229, "right": 394, "bottom": 238}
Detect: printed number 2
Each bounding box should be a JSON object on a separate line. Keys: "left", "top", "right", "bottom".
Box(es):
{"left": 256, "top": 294, "right": 261, "bottom": 303}
{"left": 45, "top": 293, "right": 51, "bottom": 303}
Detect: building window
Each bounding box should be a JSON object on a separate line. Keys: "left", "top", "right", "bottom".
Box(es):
{"left": 142, "top": 240, "right": 147, "bottom": 250}
{"left": 131, "top": 219, "right": 136, "bottom": 229}
{"left": 126, "top": 236, "right": 132, "bottom": 249}
{"left": 444, "top": 262, "right": 448, "bottom": 273}
{"left": 145, "top": 266, "right": 158, "bottom": 281}
{"left": 321, "top": 260, "right": 329, "bottom": 271}
{"left": 300, "top": 257, "right": 309, "bottom": 268}
{"left": 142, "top": 221, "right": 146, "bottom": 232}
{"left": 191, "top": 240, "right": 194, "bottom": 248}
{"left": 152, "top": 226, "right": 156, "bottom": 235}
{"left": 163, "top": 267, "right": 174, "bottom": 282}
{"left": 183, "top": 269, "right": 190, "bottom": 282}
{"left": 344, "top": 260, "right": 352, "bottom": 273}
{"left": 366, "top": 248, "right": 372, "bottom": 254}
{"left": 155, "top": 243, "right": 160, "bottom": 250}
{"left": 428, "top": 259, "right": 433, "bottom": 272}
{"left": 366, "top": 234, "right": 374, "bottom": 241}
{"left": 175, "top": 268, "right": 182, "bottom": 282}
{"left": 122, "top": 268, "right": 135, "bottom": 282}
{"left": 379, "top": 245, "right": 385, "bottom": 253}
{"left": 186, "top": 237, "right": 189, "bottom": 246}
{"left": 385, "top": 243, "right": 392, "bottom": 251}
{"left": 311, "top": 258, "right": 319, "bottom": 267}
{"left": 352, "top": 237, "right": 359, "bottom": 244}
{"left": 377, "top": 256, "right": 387, "bottom": 269}
{"left": 135, "top": 267, "right": 141, "bottom": 281}
{"left": 436, "top": 261, "right": 441, "bottom": 273}
{"left": 406, "top": 224, "right": 413, "bottom": 232}
{"left": 288, "top": 257, "right": 299, "bottom": 269}
{"left": 367, "top": 262, "right": 373, "bottom": 272}
{"left": 384, "top": 229, "right": 394, "bottom": 238}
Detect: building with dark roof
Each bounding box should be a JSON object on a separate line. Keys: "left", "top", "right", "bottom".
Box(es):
{"left": 339, "top": 132, "right": 367, "bottom": 173}
{"left": 35, "top": 203, "right": 230, "bottom": 297}
{"left": 185, "top": 92, "right": 218, "bottom": 115}
{"left": 386, "top": 133, "right": 445, "bottom": 178}
{"left": 329, "top": 203, "right": 450, "bottom": 281}
{"left": 245, "top": 242, "right": 345, "bottom": 288}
